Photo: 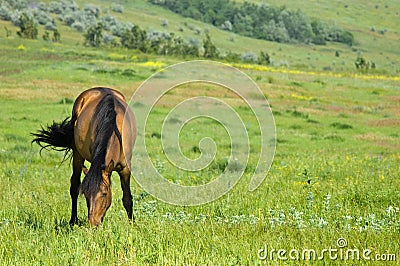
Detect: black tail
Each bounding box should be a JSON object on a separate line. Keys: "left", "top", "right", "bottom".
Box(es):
{"left": 31, "top": 117, "right": 75, "bottom": 156}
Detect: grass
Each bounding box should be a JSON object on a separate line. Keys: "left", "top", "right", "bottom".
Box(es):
{"left": 0, "top": 2, "right": 400, "bottom": 264}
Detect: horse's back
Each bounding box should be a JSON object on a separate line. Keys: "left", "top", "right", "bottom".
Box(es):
{"left": 72, "top": 87, "right": 136, "bottom": 166}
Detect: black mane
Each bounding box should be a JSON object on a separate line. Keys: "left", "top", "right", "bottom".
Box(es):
{"left": 81, "top": 88, "right": 121, "bottom": 196}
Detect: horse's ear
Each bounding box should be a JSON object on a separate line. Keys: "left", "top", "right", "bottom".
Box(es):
{"left": 105, "top": 160, "right": 114, "bottom": 174}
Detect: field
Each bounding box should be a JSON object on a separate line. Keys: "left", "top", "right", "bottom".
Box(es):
{"left": 1, "top": 0, "right": 400, "bottom": 265}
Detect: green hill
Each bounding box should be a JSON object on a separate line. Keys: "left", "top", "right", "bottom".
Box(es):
{"left": 0, "top": 0, "right": 399, "bottom": 74}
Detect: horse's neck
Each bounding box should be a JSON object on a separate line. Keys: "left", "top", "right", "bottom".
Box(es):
{"left": 103, "top": 133, "right": 121, "bottom": 171}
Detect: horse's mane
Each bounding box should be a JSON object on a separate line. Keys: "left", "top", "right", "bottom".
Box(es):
{"left": 81, "top": 88, "right": 122, "bottom": 196}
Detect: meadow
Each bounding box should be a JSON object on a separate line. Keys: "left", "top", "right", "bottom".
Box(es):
{"left": 0, "top": 1, "right": 400, "bottom": 265}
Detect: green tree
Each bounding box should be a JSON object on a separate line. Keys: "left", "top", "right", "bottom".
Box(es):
{"left": 84, "top": 23, "right": 103, "bottom": 47}
{"left": 52, "top": 29, "right": 61, "bottom": 42}
{"left": 42, "top": 31, "right": 50, "bottom": 41}
{"left": 258, "top": 51, "right": 271, "bottom": 65}
{"left": 4, "top": 27, "right": 12, "bottom": 38}
{"left": 17, "top": 13, "right": 38, "bottom": 39}
{"left": 203, "top": 33, "right": 218, "bottom": 59}
{"left": 120, "top": 25, "right": 148, "bottom": 52}
{"left": 355, "top": 56, "right": 370, "bottom": 72}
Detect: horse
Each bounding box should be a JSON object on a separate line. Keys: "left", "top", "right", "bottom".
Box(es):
{"left": 32, "top": 87, "right": 137, "bottom": 226}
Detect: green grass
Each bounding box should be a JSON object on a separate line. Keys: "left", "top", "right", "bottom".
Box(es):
{"left": 1, "top": 2, "right": 400, "bottom": 264}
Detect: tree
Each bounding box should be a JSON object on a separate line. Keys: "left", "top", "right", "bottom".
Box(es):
{"left": 52, "top": 29, "right": 61, "bottom": 42}
{"left": 258, "top": 51, "right": 271, "bottom": 65}
{"left": 4, "top": 27, "right": 12, "bottom": 37}
{"left": 17, "top": 13, "right": 38, "bottom": 39}
{"left": 120, "top": 25, "right": 148, "bottom": 52}
{"left": 203, "top": 33, "right": 218, "bottom": 59}
{"left": 84, "top": 23, "right": 103, "bottom": 47}
{"left": 42, "top": 31, "right": 50, "bottom": 41}
{"left": 355, "top": 56, "right": 370, "bottom": 72}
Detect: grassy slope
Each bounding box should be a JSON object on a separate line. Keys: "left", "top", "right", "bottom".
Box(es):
{"left": 89, "top": 0, "right": 400, "bottom": 73}
{"left": 11, "top": 0, "right": 398, "bottom": 74}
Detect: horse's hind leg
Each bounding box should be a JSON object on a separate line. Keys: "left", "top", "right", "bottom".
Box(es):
{"left": 69, "top": 151, "right": 84, "bottom": 225}
{"left": 118, "top": 167, "right": 134, "bottom": 221}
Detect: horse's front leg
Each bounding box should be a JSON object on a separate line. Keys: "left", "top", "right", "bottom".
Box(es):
{"left": 69, "top": 151, "right": 84, "bottom": 226}
{"left": 118, "top": 167, "right": 134, "bottom": 221}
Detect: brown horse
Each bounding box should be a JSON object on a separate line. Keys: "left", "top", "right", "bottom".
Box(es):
{"left": 32, "top": 87, "right": 136, "bottom": 226}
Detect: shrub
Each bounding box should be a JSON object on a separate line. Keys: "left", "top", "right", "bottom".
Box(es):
{"left": 38, "top": 2, "right": 48, "bottom": 12}
{"left": 84, "top": 22, "right": 103, "bottom": 47}
{"left": 330, "top": 122, "right": 353, "bottom": 129}
{"left": 60, "top": 12, "right": 77, "bottom": 26}
{"left": 33, "top": 9, "right": 54, "bottom": 25}
{"left": 110, "top": 21, "right": 132, "bottom": 37}
{"left": 49, "top": 1, "right": 64, "bottom": 14}
{"left": 221, "top": 20, "right": 232, "bottom": 31}
{"left": 241, "top": 51, "right": 258, "bottom": 63}
{"left": 161, "top": 18, "right": 168, "bottom": 27}
{"left": 355, "top": 55, "right": 371, "bottom": 72}
{"left": 10, "top": 10, "right": 23, "bottom": 26}
{"left": 258, "top": 51, "right": 270, "bottom": 65}
{"left": 111, "top": 3, "right": 124, "bottom": 13}
{"left": 42, "top": 30, "right": 50, "bottom": 41}
{"left": 45, "top": 21, "right": 57, "bottom": 31}
{"left": 0, "top": 4, "right": 12, "bottom": 21}
{"left": 203, "top": 33, "right": 218, "bottom": 58}
{"left": 8, "top": 0, "right": 28, "bottom": 10}
{"left": 101, "top": 15, "right": 117, "bottom": 31}
{"left": 17, "top": 13, "right": 38, "bottom": 39}
{"left": 71, "top": 21, "right": 84, "bottom": 32}
{"left": 52, "top": 28, "right": 61, "bottom": 42}
{"left": 4, "top": 26, "right": 12, "bottom": 37}
{"left": 83, "top": 4, "right": 100, "bottom": 18}
{"left": 102, "top": 33, "right": 115, "bottom": 45}
{"left": 224, "top": 50, "right": 241, "bottom": 62}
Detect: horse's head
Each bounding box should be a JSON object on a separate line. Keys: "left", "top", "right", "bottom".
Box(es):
{"left": 82, "top": 160, "right": 114, "bottom": 226}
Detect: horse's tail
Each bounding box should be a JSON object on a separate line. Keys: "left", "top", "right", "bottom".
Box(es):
{"left": 31, "top": 117, "right": 75, "bottom": 156}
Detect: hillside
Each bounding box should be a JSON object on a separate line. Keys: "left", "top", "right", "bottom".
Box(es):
{"left": 0, "top": 0, "right": 399, "bottom": 74}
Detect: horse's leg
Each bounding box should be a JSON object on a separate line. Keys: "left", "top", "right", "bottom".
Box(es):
{"left": 118, "top": 167, "right": 134, "bottom": 221}
{"left": 69, "top": 151, "right": 84, "bottom": 225}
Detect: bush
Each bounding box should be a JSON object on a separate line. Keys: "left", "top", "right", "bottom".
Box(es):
{"left": 110, "top": 21, "right": 131, "bottom": 37}
{"left": 7, "top": 0, "right": 28, "bottom": 10}
{"left": 221, "top": 20, "right": 232, "bottom": 31}
{"left": 38, "top": 2, "right": 48, "bottom": 12}
{"left": 10, "top": 10, "right": 23, "bottom": 26}
{"left": 0, "top": 4, "right": 12, "bottom": 21}
{"left": 111, "top": 3, "right": 124, "bottom": 13}
{"left": 52, "top": 28, "right": 61, "bottom": 42}
{"left": 49, "top": 1, "right": 64, "bottom": 14}
{"left": 224, "top": 50, "right": 241, "bottom": 62}
{"left": 33, "top": 9, "right": 54, "bottom": 25}
{"left": 17, "top": 13, "right": 38, "bottom": 39}
{"left": 161, "top": 18, "right": 168, "bottom": 27}
{"left": 62, "top": 12, "right": 77, "bottom": 26}
{"left": 45, "top": 21, "right": 57, "bottom": 31}
{"left": 101, "top": 15, "right": 117, "bottom": 31}
{"left": 71, "top": 21, "right": 84, "bottom": 32}
{"left": 84, "top": 22, "right": 103, "bottom": 47}
{"left": 84, "top": 4, "right": 100, "bottom": 18}
{"left": 241, "top": 51, "right": 258, "bottom": 63}
{"left": 42, "top": 30, "right": 50, "bottom": 41}
{"left": 203, "top": 33, "right": 218, "bottom": 58}
{"left": 102, "top": 33, "right": 114, "bottom": 44}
